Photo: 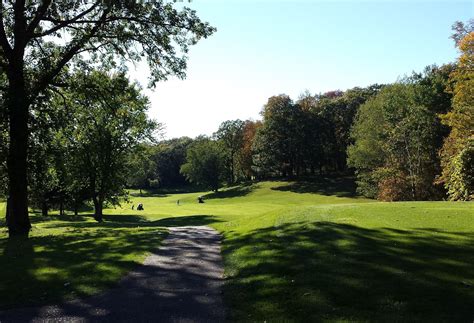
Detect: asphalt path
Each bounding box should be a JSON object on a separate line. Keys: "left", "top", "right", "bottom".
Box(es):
{"left": 0, "top": 226, "right": 225, "bottom": 323}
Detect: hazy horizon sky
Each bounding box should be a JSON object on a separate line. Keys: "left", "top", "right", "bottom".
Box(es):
{"left": 128, "top": 0, "right": 473, "bottom": 139}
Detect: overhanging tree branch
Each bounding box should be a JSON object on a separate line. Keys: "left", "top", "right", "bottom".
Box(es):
{"left": 30, "top": 8, "right": 110, "bottom": 101}
{"left": 25, "top": 0, "right": 52, "bottom": 38}
{"left": 0, "top": 2, "right": 12, "bottom": 60}
{"left": 31, "top": 2, "right": 101, "bottom": 39}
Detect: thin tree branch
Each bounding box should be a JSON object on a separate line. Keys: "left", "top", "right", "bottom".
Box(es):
{"left": 30, "top": 7, "right": 111, "bottom": 102}
{"left": 31, "top": 2, "right": 100, "bottom": 38}
{"left": 25, "top": 0, "right": 51, "bottom": 39}
{"left": 0, "top": 2, "right": 12, "bottom": 60}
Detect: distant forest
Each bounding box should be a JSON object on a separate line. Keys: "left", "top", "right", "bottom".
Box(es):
{"left": 129, "top": 24, "right": 473, "bottom": 202}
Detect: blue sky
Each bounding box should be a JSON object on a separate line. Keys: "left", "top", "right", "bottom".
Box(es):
{"left": 130, "top": 0, "right": 473, "bottom": 139}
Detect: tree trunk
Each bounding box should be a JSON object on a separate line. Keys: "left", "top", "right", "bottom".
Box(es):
{"left": 59, "top": 199, "right": 64, "bottom": 216}
{"left": 93, "top": 196, "right": 103, "bottom": 222}
{"left": 6, "top": 57, "right": 31, "bottom": 237}
{"left": 230, "top": 153, "right": 235, "bottom": 184}
{"left": 41, "top": 200, "right": 48, "bottom": 217}
{"left": 5, "top": 197, "right": 11, "bottom": 226}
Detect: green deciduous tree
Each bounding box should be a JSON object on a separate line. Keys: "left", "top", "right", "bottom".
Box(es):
{"left": 346, "top": 96, "right": 386, "bottom": 198}
{"left": 445, "top": 141, "right": 474, "bottom": 200}
{"left": 255, "top": 95, "right": 306, "bottom": 177}
{"left": 240, "top": 120, "right": 262, "bottom": 180}
{"left": 127, "top": 144, "right": 160, "bottom": 190}
{"left": 439, "top": 25, "right": 474, "bottom": 200}
{"left": 127, "top": 137, "right": 195, "bottom": 190}
{"left": 28, "top": 95, "right": 70, "bottom": 217}
{"left": 180, "top": 137, "right": 225, "bottom": 192}
{"left": 295, "top": 91, "right": 326, "bottom": 175}
{"left": 67, "top": 70, "right": 158, "bottom": 222}
{"left": 214, "top": 119, "right": 245, "bottom": 184}
{"left": 0, "top": 0, "right": 215, "bottom": 236}
{"left": 348, "top": 81, "right": 446, "bottom": 201}
{"left": 153, "top": 137, "right": 194, "bottom": 188}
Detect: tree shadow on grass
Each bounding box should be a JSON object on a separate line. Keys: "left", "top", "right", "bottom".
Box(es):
{"left": 0, "top": 209, "right": 226, "bottom": 315}
{"left": 271, "top": 176, "right": 358, "bottom": 197}
{"left": 31, "top": 202, "right": 95, "bottom": 215}
{"left": 0, "top": 223, "right": 225, "bottom": 322}
{"left": 128, "top": 191, "right": 168, "bottom": 198}
{"left": 29, "top": 213, "right": 148, "bottom": 225}
{"left": 203, "top": 182, "right": 258, "bottom": 200}
{"left": 102, "top": 214, "right": 150, "bottom": 223}
{"left": 30, "top": 214, "right": 89, "bottom": 224}
{"left": 0, "top": 223, "right": 167, "bottom": 310}
{"left": 128, "top": 185, "right": 209, "bottom": 197}
{"left": 223, "top": 222, "right": 474, "bottom": 322}
{"left": 153, "top": 215, "right": 222, "bottom": 227}
{"left": 38, "top": 214, "right": 222, "bottom": 231}
{"left": 0, "top": 213, "right": 223, "bottom": 314}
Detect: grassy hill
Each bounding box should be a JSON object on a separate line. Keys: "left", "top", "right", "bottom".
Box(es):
{"left": 1, "top": 179, "right": 474, "bottom": 321}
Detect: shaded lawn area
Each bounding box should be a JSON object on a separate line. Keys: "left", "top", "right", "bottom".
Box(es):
{"left": 0, "top": 213, "right": 166, "bottom": 309}
{"left": 220, "top": 217, "right": 474, "bottom": 322}
{"left": 271, "top": 176, "right": 359, "bottom": 197}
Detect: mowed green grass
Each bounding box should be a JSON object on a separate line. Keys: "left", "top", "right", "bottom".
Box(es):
{"left": 0, "top": 203, "right": 167, "bottom": 309}
{"left": 115, "top": 179, "right": 474, "bottom": 322}
{"left": 1, "top": 178, "right": 474, "bottom": 321}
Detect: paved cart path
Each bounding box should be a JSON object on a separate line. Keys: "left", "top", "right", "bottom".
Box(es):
{"left": 0, "top": 226, "right": 225, "bottom": 323}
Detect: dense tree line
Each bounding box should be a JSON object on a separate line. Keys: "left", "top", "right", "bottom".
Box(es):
{"left": 348, "top": 67, "right": 454, "bottom": 200}
{"left": 349, "top": 23, "right": 473, "bottom": 201}
{"left": 131, "top": 85, "right": 382, "bottom": 192}
{"left": 128, "top": 137, "right": 193, "bottom": 190}
{"left": 180, "top": 136, "right": 226, "bottom": 192}
{"left": 133, "top": 22, "right": 473, "bottom": 200}
{"left": 252, "top": 86, "right": 382, "bottom": 178}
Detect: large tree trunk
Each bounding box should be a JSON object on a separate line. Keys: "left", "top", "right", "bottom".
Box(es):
{"left": 6, "top": 58, "right": 31, "bottom": 237}
{"left": 41, "top": 200, "right": 48, "bottom": 217}
{"left": 92, "top": 196, "right": 103, "bottom": 222}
